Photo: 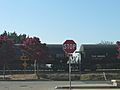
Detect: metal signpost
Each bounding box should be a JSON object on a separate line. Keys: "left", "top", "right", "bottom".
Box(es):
{"left": 63, "top": 40, "right": 76, "bottom": 90}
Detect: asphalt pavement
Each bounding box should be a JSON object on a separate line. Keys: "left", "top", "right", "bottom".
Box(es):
{"left": 0, "top": 81, "right": 118, "bottom": 90}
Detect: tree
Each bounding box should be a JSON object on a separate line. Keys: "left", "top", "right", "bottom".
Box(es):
{"left": 8, "top": 32, "right": 26, "bottom": 43}
{"left": 22, "top": 37, "right": 49, "bottom": 63}
{"left": 0, "top": 35, "right": 16, "bottom": 64}
{"left": 0, "top": 35, "right": 16, "bottom": 79}
{"left": 0, "top": 31, "right": 50, "bottom": 73}
{"left": 98, "top": 40, "right": 114, "bottom": 45}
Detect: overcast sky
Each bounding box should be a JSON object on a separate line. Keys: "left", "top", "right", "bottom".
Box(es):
{"left": 0, "top": 0, "right": 120, "bottom": 49}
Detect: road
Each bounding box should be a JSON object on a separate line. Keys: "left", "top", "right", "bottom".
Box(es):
{"left": 0, "top": 81, "right": 118, "bottom": 90}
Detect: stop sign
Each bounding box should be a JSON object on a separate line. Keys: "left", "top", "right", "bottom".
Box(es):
{"left": 63, "top": 40, "right": 76, "bottom": 53}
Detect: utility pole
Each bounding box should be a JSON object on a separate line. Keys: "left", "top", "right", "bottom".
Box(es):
{"left": 34, "top": 60, "right": 37, "bottom": 75}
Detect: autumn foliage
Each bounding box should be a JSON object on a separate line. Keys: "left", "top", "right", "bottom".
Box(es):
{"left": 0, "top": 31, "right": 49, "bottom": 65}
{"left": 22, "top": 36, "right": 49, "bottom": 63}
{"left": 0, "top": 35, "right": 15, "bottom": 64}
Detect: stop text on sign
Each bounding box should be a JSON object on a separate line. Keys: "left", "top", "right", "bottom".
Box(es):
{"left": 63, "top": 44, "right": 76, "bottom": 50}
{"left": 63, "top": 40, "right": 76, "bottom": 53}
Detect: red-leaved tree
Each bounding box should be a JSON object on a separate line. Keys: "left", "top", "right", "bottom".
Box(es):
{"left": 22, "top": 37, "right": 49, "bottom": 63}
{"left": 0, "top": 35, "right": 16, "bottom": 64}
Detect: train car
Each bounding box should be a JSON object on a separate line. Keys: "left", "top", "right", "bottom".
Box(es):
{"left": 13, "top": 44, "right": 69, "bottom": 71}
{"left": 46, "top": 44, "right": 69, "bottom": 71}
{"left": 80, "top": 44, "right": 120, "bottom": 71}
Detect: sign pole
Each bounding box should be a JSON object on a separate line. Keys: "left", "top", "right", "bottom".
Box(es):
{"left": 69, "top": 54, "right": 72, "bottom": 90}
{"left": 63, "top": 40, "right": 76, "bottom": 90}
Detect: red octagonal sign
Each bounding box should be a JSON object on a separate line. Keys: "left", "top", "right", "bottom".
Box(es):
{"left": 63, "top": 40, "right": 76, "bottom": 53}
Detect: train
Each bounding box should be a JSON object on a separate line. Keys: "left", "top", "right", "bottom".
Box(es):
{"left": 80, "top": 44, "right": 120, "bottom": 71}
{"left": 45, "top": 44, "right": 120, "bottom": 72}
{"left": 35, "top": 44, "right": 120, "bottom": 72}
{"left": 0, "top": 43, "right": 120, "bottom": 72}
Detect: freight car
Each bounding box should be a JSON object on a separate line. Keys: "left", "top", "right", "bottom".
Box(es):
{"left": 80, "top": 44, "right": 120, "bottom": 71}
{"left": 46, "top": 44, "right": 69, "bottom": 71}
{"left": 13, "top": 44, "right": 69, "bottom": 71}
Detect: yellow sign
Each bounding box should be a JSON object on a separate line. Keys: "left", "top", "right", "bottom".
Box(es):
{"left": 20, "top": 55, "right": 29, "bottom": 61}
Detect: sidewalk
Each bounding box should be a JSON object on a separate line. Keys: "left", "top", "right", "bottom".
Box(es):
{"left": 55, "top": 83, "right": 119, "bottom": 89}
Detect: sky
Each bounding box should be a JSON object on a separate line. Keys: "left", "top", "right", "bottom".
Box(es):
{"left": 0, "top": 0, "right": 120, "bottom": 49}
